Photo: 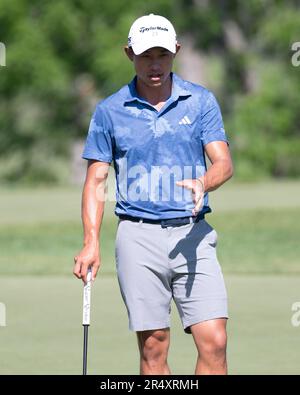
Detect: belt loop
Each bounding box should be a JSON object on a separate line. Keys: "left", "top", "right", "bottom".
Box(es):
{"left": 139, "top": 218, "right": 143, "bottom": 224}
{"left": 189, "top": 217, "right": 193, "bottom": 224}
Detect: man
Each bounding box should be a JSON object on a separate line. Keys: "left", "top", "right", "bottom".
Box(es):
{"left": 73, "top": 13, "right": 233, "bottom": 375}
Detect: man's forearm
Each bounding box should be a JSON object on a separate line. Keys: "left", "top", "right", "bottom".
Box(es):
{"left": 81, "top": 180, "right": 105, "bottom": 247}
{"left": 201, "top": 159, "right": 233, "bottom": 193}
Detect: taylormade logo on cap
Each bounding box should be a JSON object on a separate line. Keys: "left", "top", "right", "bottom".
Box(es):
{"left": 139, "top": 26, "right": 168, "bottom": 33}
{"left": 128, "top": 13, "right": 177, "bottom": 55}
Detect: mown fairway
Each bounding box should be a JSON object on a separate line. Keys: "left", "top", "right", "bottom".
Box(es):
{"left": 0, "top": 181, "right": 299, "bottom": 374}
{"left": 0, "top": 275, "right": 300, "bottom": 374}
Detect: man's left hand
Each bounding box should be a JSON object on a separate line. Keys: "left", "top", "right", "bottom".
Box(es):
{"left": 176, "top": 177, "right": 205, "bottom": 216}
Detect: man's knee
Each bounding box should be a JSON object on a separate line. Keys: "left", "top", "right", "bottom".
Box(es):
{"left": 200, "top": 329, "right": 227, "bottom": 357}
{"left": 136, "top": 329, "right": 170, "bottom": 361}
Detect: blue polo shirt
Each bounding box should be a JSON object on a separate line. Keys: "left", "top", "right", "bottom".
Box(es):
{"left": 82, "top": 72, "right": 228, "bottom": 220}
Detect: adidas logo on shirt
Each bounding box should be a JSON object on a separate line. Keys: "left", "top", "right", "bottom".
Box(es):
{"left": 179, "top": 116, "right": 191, "bottom": 125}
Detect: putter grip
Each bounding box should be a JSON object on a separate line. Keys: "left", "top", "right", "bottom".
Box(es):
{"left": 82, "top": 269, "right": 92, "bottom": 325}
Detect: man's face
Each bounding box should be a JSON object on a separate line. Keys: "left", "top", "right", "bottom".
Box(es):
{"left": 125, "top": 46, "right": 179, "bottom": 88}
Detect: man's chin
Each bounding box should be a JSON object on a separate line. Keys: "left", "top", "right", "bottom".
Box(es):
{"left": 149, "top": 81, "right": 163, "bottom": 87}
{"left": 138, "top": 75, "right": 170, "bottom": 89}
{"left": 146, "top": 78, "right": 164, "bottom": 88}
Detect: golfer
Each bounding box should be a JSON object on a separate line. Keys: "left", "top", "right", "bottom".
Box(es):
{"left": 74, "top": 13, "right": 233, "bottom": 375}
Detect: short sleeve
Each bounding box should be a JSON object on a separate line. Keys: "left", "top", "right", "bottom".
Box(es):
{"left": 82, "top": 104, "right": 113, "bottom": 163}
{"left": 200, "top": 91, "right": 229, "bottom": 146}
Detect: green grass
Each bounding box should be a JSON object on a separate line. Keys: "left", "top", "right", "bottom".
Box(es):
{"left": 0, "top": 275, "right": 299, "bottom": 374}
{"left": 210, "top": 208, "right": 300, "bottom": 274}
{"left": 0, "top": 207, "right": 299, "bottom": 276}
{"left": 0, "top": 182, "right": 300, "bottom": 374}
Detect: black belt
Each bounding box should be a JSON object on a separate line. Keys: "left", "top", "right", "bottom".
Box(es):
{"left": 118, "top": 213, "right": 205, "bottom": 228}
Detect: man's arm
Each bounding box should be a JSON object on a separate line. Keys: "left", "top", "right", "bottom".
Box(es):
{"left": 176, "top": 141, "right": 233, "bottom": 215}
{"left": 73, "top": 160, "right": 110, "bottom": 284}
{"left": 201, "top": 141, "right": 233, "bottom": 192}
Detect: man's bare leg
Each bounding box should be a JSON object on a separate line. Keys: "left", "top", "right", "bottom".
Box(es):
{"left": 136, "top": 328, "right": 171, "bottom": 375}
{"left": 190, "top": 318, "right": 228, "bottom": 375}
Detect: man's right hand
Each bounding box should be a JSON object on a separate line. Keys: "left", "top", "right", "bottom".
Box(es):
{"left": 73, "top": 244, "right": 101, "bottom": 284}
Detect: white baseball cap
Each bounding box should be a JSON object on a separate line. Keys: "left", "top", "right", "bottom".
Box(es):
{"left": 127, "top": 13, "right": 177, "bottom": 55}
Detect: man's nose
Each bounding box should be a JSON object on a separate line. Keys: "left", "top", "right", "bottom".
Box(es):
{"left": 149, "top": 58, "right": 161, "bottom": 70}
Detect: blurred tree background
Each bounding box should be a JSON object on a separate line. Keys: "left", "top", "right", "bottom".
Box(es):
{"left": 0, "top": 0, "right": 299, "bottom": 184}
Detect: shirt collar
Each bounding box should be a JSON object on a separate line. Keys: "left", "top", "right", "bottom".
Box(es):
{"left": 124, "top": 72, "right": 191, "bottom": 105}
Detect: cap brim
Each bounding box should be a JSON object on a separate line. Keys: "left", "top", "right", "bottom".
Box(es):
{"left": 131, "top": 39, "right": 176, "bottom": 55}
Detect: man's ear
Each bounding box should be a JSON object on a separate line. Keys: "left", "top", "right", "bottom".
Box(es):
{"left": 174, "top": 43, "right": 181, "bottom": 57}
{"left": 124, "top": 46, "right": 134, "bottom": 61}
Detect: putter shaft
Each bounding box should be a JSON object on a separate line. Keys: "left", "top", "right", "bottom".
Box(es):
{"left": 83, "top": 324, "right": 89, "bottom": 375}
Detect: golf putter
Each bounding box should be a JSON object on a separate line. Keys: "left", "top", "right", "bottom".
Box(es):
{"left": 82, "top": 267, "right": 92, "bottom": 375}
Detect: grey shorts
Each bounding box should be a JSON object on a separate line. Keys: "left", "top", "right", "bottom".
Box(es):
{"left": 115, "top": 218, "right": 228, "bottom": 334}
